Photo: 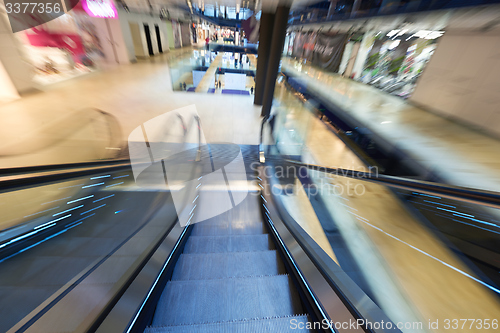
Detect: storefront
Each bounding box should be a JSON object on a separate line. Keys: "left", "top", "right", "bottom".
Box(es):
{"left": 358, "top": 29, "right": 441, "bottom": 98}
{"left": 288, "top": 28, "right": 442, "bottom": 99}
{"left": 197, "top": 22, "right": 210, "bottom": 43}
{"left": 171, "top": 20, "right": 182, "bottom": 48}
{"left": 14, "top": 0, "right": 127, "bottom": 86}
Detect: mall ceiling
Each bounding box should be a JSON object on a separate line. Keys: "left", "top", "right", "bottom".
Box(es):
{"left": 120, "top": 0, "right": 306, "bottom": 15}
{"left": 295, "top": 4, "right": 500, "bottom": 34}
{"left": 118, "top": 0, "right": 500, "bottom": 34}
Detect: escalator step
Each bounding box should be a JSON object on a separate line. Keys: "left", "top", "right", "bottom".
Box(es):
{"left": 152, "top": 275, "right": 303, "bottom": 326}
{"left": 184, "top": 234, "right": 272, "bottom": 253}
{"left": 190, "top": 220, "right": 266, "bottom": 236}
{"left": 145, "top": 315, "right": 313, "bottom": 332}
{"left": 172, "top": 250, "right": 285, "bottom": 280}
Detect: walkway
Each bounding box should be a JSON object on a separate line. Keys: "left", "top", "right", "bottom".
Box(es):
{"left": 281, "top": 58, "right": 500, "bottom": 192}
{"left": 195, "top": 54, "right": 223, "bottom": 93}
{"left": 0, "top": 51, "right": 262, "bottom": 168}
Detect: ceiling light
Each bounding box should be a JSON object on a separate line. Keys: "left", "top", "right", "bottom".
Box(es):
{"left": 426, "top": 31, "right": 444, "bottom": 39}
{"left": 386, "top": 29, "right": 400, "bottom": 37}
{"left": 410, "top": 30, "right": 445, "bottom": 40}
{"left": 388, "top": 39, "right": 401, "bottom": 50}
{"left": 395, "top": 29, "right": 407, "bottom": 37}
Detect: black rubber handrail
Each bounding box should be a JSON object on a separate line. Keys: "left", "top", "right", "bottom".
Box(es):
{"left": 0, "top": 158, "right": 130, "bottom": 176}
{"left": 281, "top": 158, "right": 500, "bottom": 209}
{"left": 0, "top": 162, "right": 133, "bottom": 193}
{"left": 259, "top": 112, "right": 500, "bottom": 208}
{"left": 0, "top": 110, "right": 204, "bottom": 191}
{"left": 261, "top": 165, "right": 397, "bottom": 333}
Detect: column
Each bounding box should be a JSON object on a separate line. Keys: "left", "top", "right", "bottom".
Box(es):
{"left": 0, "top": 11, "right": 33, "bottom": 96}
{"left": 260, "top": 5, "right": 290, "bottom": 118}
{"left": 253, "top": 11, "right": 274, "bottom": 106}
{"left": 327, "top": 0, "right": 338, "bottom": 18}
{"left": 166, "top": 21, "right": 175, "bottom": 50}
{"left": 351, "top": 0, "right": 362, "bottom": 17}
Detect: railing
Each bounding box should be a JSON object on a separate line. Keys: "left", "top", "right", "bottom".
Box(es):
{"left": 0, "top": 111, "right": 205, "bottom": 333}
{"left": 259, "top": 93, "right": 500, "bottom": 332}
{"left": 0, "top": 108, "right": 125, "bottom": 168}
{"left": 194, "top": 115, "right": 202, "bottom": 161}
{"left": 0, "top": 111, "right": 203, "bottom": 252}
{"left": 260, "top": 111, "right": 500, "bottom": 209}
{"left": 282, "top": 159, "right": 500, "bottom": 209}
{"left": 288, "top": 0, "right": 500, "bottom": 26}
{"left": 258, "top": 165, "right": 398, "bottom": 333}
{"left": 95, "top": 114, "right": 205, "bottom": 333}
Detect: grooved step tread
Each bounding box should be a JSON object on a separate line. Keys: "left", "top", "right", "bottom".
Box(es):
{"left": 190, "top": 220, "right": 266, "bottom": 236}
{"left": 152, "top": 275, "right": 303, "bottom": 326}
{"left": 172, "top": 250, "right": 285, "bottom": 280}
{"left": 145, "top": 315, "right": 313, "bottom": 332}
{"left": 184, "top": 234, "right": 272, "bottom": 253}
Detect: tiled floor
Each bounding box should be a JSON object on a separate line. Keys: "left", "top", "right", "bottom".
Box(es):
{"left": 0, "top": 48, "right": 261, "bottom": 168}
{"left": 282, "top": 58, "right": 500, "bottom": 192}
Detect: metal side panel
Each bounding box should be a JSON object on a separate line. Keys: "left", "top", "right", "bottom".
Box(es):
{"left": 257, "top": 166, "right": 399, "bottom": 333}
{"left": 4, "top": 193, "right": 176, "bottom": 333}
{"left": 95, "top": 220, "right": 190, "bottom": 333}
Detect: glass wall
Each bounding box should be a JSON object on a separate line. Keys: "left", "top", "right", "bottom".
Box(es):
{"left": 169, "top": 49, "right": 256, "bottom": 95}
{"left": 266, "top": 77, "right": 500, "bottom": 332}
{"left": 286, "top": 27, "right": 442, "bottom": 99}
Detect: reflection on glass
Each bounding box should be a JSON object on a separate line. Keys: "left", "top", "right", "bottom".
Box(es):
{"left": 0, "top": 107, "right": 204, "bottom": 332}
{"left": 168, "top": 50, "right": 256, "bottom": 95}
{"left": 267, "top": 77, "right": 500, "bottom": 332}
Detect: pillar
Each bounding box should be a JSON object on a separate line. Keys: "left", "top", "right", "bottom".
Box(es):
{"left": 261, "top": 5, "right": 290, "bottom": 118}
{"left": 327, "top": 0, "right": 338, "bottom": 18}
{"left": 253, "top": 12, "right": 275, "bottom": 106}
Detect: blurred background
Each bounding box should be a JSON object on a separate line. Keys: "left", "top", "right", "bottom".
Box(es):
{"left": 1, "top": 0, "right": 500, "bottom": 332}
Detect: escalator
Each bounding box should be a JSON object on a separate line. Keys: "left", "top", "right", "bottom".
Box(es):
{"left": 144, "top": 195, "right": 310, "bottom": 332}
{"left": 115, "top": 140, "right": 324, "bottom": 333}
{"left": 2, "top": 113, "right": 500, "bottom": 333}
{"left": 0, "top": 112, "right": 340, "bottom": 333}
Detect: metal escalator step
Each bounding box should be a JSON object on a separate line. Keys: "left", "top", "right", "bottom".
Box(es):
{"left": 152, "top": 275, "right": 303, "bottom": 326}
{"left": 190, "top": 220, "right": 266, "bottom": 236}
{"left": 198, "top": 217, "right": 263, "bottom": 228}
{"left": 172, "top": 250, "right": 285, "bottom": 280}
{"left": 183, "top": 235, "right": 272, "bottom": 253}
{"left": 145, "top": 315, "right": 313, "bottom": 333}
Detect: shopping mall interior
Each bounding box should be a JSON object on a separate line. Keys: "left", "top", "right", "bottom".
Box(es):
{"left": 1, "top": 0, "right": 500, "bottom": 332}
